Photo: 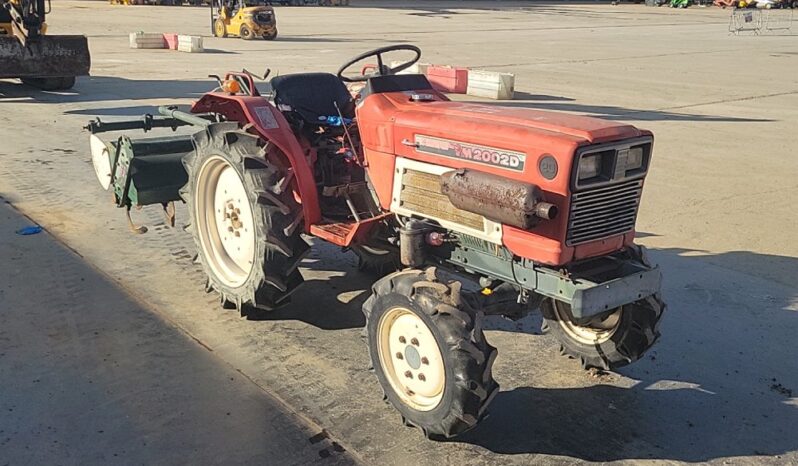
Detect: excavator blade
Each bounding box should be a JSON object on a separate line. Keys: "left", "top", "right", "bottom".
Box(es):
{"left": 0, "top": 34, "right": 90, "bottom": 80}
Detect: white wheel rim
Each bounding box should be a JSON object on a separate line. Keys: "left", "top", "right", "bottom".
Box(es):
{"left": 195, "top": 156, "right": 256, "bottom": 288}
{"left": 89, "top": 135, "right": 112, "bottom": 190}
{"left": 377, "top": 307, "right": 445, "bottom": 411}
{"left": 554, "top": 301, "right": 622, "bottom": 345}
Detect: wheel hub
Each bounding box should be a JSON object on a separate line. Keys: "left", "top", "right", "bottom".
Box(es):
{"left": 195, "top": 156, "right": 256, "bottom": 288}
{"left": 377, "top": 307, "right": 445, "bottom": 411}
{"left": 554, "top": 301, "right": 622, "bottom": 345}
{"left": 404, "top": 345, "right": 421, "bottom": 370}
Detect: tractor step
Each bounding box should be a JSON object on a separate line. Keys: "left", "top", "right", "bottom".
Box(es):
{"left": 310, "top": 221, "right": 357, "bottom": 246}
{"left": 310, "top": 213, "right": 392, "bottom": 247}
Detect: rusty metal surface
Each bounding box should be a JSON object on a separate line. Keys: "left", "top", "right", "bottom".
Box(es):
{"left": 399, "top": 219, "right": 426, "bottom": 267}
{"left": 0, "top": 34, "right": 90, "bottom": 78}
{"left": 440, "top": 169, "right": 542, "bottom": 229}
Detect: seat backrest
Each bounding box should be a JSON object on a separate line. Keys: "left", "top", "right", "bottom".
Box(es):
{"left": 270, "top": 73, "right": 355, "bottom": 124}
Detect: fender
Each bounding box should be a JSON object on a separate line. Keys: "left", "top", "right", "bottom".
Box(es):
{"left": 191, "top": 93, "right": 322, "bottom": 232}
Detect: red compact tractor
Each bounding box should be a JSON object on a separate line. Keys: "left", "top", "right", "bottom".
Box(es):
{"left": 87, "top": 45, "right": 665, "bottom": 438}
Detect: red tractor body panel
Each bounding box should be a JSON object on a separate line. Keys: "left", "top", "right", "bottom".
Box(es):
{"left": 192, "top": 92, "right": 322, "bottom": 232}
{"left": 357, "top": 91, "right": 648, "bottom": 266}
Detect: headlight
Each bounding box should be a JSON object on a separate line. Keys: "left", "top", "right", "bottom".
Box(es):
{"left": 626, "top": 146, "right": 644, "bottom": 171}
{"left": 578, "top": 153, "right": 601, "bottom": 180}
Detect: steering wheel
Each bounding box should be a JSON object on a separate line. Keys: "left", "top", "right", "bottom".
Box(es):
{"left": 336, "top": 44, "right": 421, "bottom": 83}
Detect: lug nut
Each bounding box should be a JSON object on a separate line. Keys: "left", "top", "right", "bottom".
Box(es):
{"left": 234, "top": 231, "right": 240, "bottom": 237}
{"left": 418, "top": 373, "right": 426, "bottom": 382}
{"left": 404, "top": 371, "right": 413, "bottom": 379}
{"left": 421, "top": 357, "right": 429, "bottom": 365}
{"left": 411, "top": 338, "right": 419, "bottom": 347}
{"left": 227, "top": 226, "right": 234, "bottom": 232}
{"left": 227, "top": 203, "right": 234, "bottom": 210}
{"left": 398, "top": 336, "right": 406, "bottom": 344}
{"left": 395, "top": 352, "right": 403, "bottom": 360}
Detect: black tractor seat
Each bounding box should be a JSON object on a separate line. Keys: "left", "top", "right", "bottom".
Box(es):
{"left": 270, "top": 72, "right": 355, "bottom": 126}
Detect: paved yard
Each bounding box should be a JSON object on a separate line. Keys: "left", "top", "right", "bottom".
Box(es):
{"left": 0, "top": 1, "right": 796, "bottom": 464}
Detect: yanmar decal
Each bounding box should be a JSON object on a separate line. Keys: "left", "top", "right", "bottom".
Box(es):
{"left": 414, "top": 135, "right": 526, "bottom": 172}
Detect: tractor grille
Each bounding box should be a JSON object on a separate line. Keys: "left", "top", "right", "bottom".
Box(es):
{"left": 566, "top": 179, "right": 643, "bottom": 246}
{"left": 399, "top": 169, "right": 484, "bottom": 230}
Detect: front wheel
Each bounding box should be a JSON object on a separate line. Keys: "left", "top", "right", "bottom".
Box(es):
{"left": 262, "top": 30, "right": 278, "bottom": 40}
{"left": 363, "top": 268, "right": 498, "bottom": 438}
{"left": 541, "top": 295, "right": 664, "bottom": 370}
{"left": 214, "top": 19, "right": 227, "bottom": 38}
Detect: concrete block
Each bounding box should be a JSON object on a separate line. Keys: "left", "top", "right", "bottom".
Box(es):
{"left": 427, "top": 65, "right": 468, "bottom": 94}
{"left": 177, "top": 35, "right": 203, "bottom": 53}
{"left": 163, "top": 33, "right": 179, "bottom": 50}
{"left": 466, "top": 70, "right": 515, "bottom": 100}
{"left": 129, "top": 32, "right": 165, "bottom": 49}
{"left": 390, "top": 60, "right": 431, "bottom": 76}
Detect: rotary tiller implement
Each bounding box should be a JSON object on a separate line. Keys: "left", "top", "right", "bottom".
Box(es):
{"left": 86, "top": 45, "right": 665, "bottom": 438}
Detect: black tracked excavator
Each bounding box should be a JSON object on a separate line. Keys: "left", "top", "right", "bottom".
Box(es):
{"left": 0, "top": 0, "right": 90, "bottom": 90}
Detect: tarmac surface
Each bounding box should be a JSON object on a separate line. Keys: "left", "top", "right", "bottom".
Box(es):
{"left": 1, "top": 1, "right": 796, "bottom": 465}
{"left": 0, "top": 202, "right": 355, "bottom": 465}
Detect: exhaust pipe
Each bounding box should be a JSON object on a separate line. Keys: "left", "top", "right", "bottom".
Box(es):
{"left": 440, "top": 169, "right": 558, "bottom": 230}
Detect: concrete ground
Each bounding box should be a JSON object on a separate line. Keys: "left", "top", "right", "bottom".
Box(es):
{"left": 0, "top": 202, "right": 355, "bottom": 465}
{"left": 1, "top": 1, "right": 796, "bottom": 465}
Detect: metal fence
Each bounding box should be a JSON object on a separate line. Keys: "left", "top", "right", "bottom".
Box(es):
{"left": 729, "top": 7, "right": 794, "bottom": 35}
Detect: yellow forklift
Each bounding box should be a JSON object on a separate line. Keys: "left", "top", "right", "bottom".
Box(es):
{"left": 211, "top": 0, "right": 277, "bottom": 40}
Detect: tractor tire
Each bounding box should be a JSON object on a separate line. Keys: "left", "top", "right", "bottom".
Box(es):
{"left": 352, "top": 242, "right": 399, "bottom": 276}
{"left": 541, "top": 247, "right": 665, "bottom": 370}
{"left": 214, "top": 19, "right": 228, "bottom": 38}
{"left": 363, "top": 267, "right": 499, "bottom": 438}
{"left": 239, "top": 25, "right": 254, "bottom": 40}
{"left": 181, "top": 122, "right": 309, "bottom": 313}
{"left": 21, "top": 76, "right": 76, "bottom": 91}
{"left": 351, "top": 219, "right": 400, "bottom": 276}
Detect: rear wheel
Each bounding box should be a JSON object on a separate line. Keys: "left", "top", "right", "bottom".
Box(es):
{"left": 363, "top": 268, "right": 498, "bottom": 438}
{"left": 239, "top": 24, "right": 254, "bottom": 40}
{"left": 352, "top": 241, "right": 399, "bottom": 276}
{"left": 21, "top": 76, "right": 76, "bottom": 91}
{"left": 182, "top": 122, "right": 308, "bottom": 312}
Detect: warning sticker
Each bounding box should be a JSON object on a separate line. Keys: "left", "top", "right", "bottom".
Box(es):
{"left": 414, "top": 135, "right": 526, "bottom": 172}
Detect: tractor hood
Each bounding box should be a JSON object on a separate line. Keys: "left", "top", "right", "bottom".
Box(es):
{"left": 389, "top": 96, "right": 643, "bottom": 149}
{"left": 357, "top": 92, "right": 647, "bottom": 189}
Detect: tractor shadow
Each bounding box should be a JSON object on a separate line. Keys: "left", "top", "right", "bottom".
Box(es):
{"left": 453, "top": 245, "right": 798, "bottom": 462}
{"left": 0, "top": 76, "right": 222, "bottom": 104}
{"left": 243, "top": 241, "right": 371, "bottom": 330}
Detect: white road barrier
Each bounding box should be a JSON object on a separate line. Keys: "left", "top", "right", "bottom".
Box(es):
{"left": 466, "top": 70, "right": 515, "bottom": 100}
{"left": 129, "top": 32, "right": 166, "bottom": 49}
{"left": 177, "top": 35, "right": 204, "bottom": 53}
